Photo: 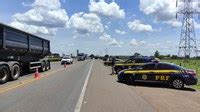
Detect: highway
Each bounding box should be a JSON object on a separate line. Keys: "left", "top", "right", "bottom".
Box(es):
{"left": 0, "top": 59, "right": 200, "bottom": 112}
{"left": 0, "top": 60, "right": 93, "bottom": 112}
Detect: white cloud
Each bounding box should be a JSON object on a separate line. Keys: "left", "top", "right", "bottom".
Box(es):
{"left": 67, "top": 43, "right": 75, "bottom": 47}
{"left": 166, "top": 41, "right": 172, "bottom": 44}
{"left": 32, "top": 0, "right": 61, "bottom": 9}
{"left": 69, "top": 12, "right": 104, "bottom": 34}
{"left": 10, "top": 0, "right": 69, "bottom": 36}
{"left": 89, "top": 0, "right": 125, "bottom": 19}
{"left": 130, "top": 38, "right": 146, "bottom": 46}
{"left": 166, "top": 20, "right": 182, "bottom": 28}
{"left": 139, "top": 0, "right": 188, "bottom": 28}
{"left": 104, "top": 25, "right": 109, "bottom": 30}
{"left": 115, "top": 29, "right": 126, "bottom": 35}
{"left": 140, "top": 0, "right": 176, "bottom": 22}
{"left": 127, "top": 20, "right": 154, "bottom": 32}
{"left": 10, "top": 22, "right": 57, "bottom": 35}
{"left": 194, "top": 21, "right": 200, "bottom": 29}
{"left": 99, "top": 33, "right": 122, "bottom": 47}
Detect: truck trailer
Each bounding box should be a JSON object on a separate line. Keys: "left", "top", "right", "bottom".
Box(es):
{"left": 77, "top": 53, "right": 86, "bottom": 61}
{"left": 0, "top": 23, "right": 51, "bottom": 84}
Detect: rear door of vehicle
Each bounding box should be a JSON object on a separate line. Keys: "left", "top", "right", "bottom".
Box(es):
{"left": 154, "top": 63, "right": 177, "bottom": 83}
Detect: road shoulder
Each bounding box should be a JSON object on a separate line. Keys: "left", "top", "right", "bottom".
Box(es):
{"left": 81, "top": 60, "right": 155, "bottom": 112}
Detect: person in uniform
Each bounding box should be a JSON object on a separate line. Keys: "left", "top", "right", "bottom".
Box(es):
{"left": 111, "top": 56, "right": 116, "bottom": 75}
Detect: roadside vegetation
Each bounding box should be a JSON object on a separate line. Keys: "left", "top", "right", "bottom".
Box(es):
{"left": 47, "top": 53, "right": 62, "bottom": 62}
{"left": 48, "top": 58, "right": 61, "bottom": 62}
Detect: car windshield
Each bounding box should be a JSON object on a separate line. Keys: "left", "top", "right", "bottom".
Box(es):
{"left": 63, "top": 57, "right": 70, "bottom": 59}
{"left": 170, "top": 63, "right": 186, "bottom": 70}
{"left": 1, "top": 1, "right": 200, "bottom": 112}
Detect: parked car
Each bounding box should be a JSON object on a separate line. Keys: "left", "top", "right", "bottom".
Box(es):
{"left": 118, "top": 62, "right": 198, "bottom": 89}
{"left": 61, "top": 56, "right": 73, "bottom": 64}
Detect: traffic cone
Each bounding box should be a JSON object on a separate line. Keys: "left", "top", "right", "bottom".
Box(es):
{"left": 34, "top": 68, "right": 40, "bottom": 79}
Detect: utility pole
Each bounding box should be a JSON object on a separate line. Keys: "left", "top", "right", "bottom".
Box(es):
{"left": 177, "top": 0, "right": 200, "bottom": 58}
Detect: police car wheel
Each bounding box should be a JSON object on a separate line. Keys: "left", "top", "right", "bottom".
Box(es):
{"left": 172, "top": 79, "right": 184, "bottom": 89}
{"left": 125, "top": 75, "right": 133, "bottom": 85}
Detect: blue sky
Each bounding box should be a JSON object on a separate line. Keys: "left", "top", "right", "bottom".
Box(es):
{"left": 1, "top": 0, "right": 199, "bottom": 56}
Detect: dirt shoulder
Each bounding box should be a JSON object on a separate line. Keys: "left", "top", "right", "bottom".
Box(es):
{"left": 131, "top": 83, "right": 200, "bottom": 112}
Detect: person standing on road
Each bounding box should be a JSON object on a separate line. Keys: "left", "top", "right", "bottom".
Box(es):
{"left": 111, "top": 56, "right": 116, "bottom": 75}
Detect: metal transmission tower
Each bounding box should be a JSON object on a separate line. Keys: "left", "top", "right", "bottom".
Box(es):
{"left": 176, "top": 0, "right": 200, "bottom": 57}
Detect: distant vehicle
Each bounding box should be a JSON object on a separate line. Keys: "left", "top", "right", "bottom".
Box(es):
{"left": 61, "top": 56, "right": 73, "bottom": 64}
{"left": 0, "top": 23, "right": 51, "bottom": 84}
{"left": 114, "top": 56, "right": 155, "bottom": 74}
{"left": 118, "top": 62, "right": 198, "bottom": 89}
{"left": 77, "top": 53, "right": 86, "bottom": 61}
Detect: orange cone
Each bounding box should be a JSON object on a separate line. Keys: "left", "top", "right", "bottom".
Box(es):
{"left": 34, "top": 68, "right": 40, "bottom": 79}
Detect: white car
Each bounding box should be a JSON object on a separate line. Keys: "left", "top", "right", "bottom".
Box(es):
{"left": 61, "top": 56, "right": 73, "bottom": 65}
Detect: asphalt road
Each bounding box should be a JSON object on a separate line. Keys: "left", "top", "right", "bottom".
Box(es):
{"left": 0, "top": 59, "right": 200, "bottom": 112}
{"left": 0, "top": 60, "right": 93, "bottom": 112}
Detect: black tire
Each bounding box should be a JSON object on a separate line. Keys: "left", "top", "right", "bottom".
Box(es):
{"left": 0, "top": 65, "right": 9, "bottom": 84}
{"left": 125, "top": 75, "right": 133, "bottom": 85}
{"left": 171, "top": 78, "right": 184, "bottom": 89}
{"left": 45, "top": 61, "right": 51, "bottom": 71}
{"left": 40, "top": 62, "right": 46, "bottom": 72}
{"left": 10, "top": 64, "right": 20, "bottom": 80}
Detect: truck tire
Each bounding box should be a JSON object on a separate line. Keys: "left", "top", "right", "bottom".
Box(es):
{"left": 45, "top": 61, "right": 50, "bottom": 71}
{"left": 40, "top": 62, "right": 46, "bottom": 72}
{"left": 0, "top": 65, "right": 9, "bottom": 84}
{"left": 171, "top": 78, "right": 184, "bottom": 89}
{"left": 10, "top": 64, "right": 20, "bottom": 80}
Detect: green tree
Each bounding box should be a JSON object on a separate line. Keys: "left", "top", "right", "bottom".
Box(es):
{"left": 89, "top": 54, "right": 94, "bottom": 59}
{"left": 171, "top": 55, "right": 178, "bottom": 59}
{"left": 104, "top": 54, "right": 109, "bottom": 61}
{"left": 133, "top": 53, "right": 141, "bottom": 57}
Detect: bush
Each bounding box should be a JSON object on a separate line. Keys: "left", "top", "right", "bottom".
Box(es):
{"left": 48, "top": 58, "right": 61, "bottom": 62}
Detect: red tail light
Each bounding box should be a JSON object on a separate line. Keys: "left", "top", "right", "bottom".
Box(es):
{"left": 185, "top": 69, "right": 196, "bottom": 76}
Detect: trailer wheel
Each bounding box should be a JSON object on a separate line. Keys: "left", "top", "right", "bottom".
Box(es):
{"left": 10, "top": 64, "right": 20, "bottom": 81}
{"left": 40, "top": 62, "right": 46, "bottom": 72}
{"left": 0, "top": 65, "right": 9, "bottom": 84}
{"left": 46, "top": 61, "right": 50, "bottom": 71}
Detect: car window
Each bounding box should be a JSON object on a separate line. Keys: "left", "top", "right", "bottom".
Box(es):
{"left": 157, "top": 63, "right": 184, "bottom": 70}
{"left": 135, "top": 59, "right": 152, "bottom": 63}
{"left": 126, "top": 59, "right": 134, "bottom": 63}
{"left": 142, "top": 64, "right": 155, "bottom": 70}
{"left": 135, "top": 59, "right": 143, "bottom": 63}
{"left": 63, "top": 57, "right": 70, "bottom": 59}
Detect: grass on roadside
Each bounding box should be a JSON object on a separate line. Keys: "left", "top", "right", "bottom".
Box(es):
{"left": 48, "top": 58, "right": 61, "bottom": 62}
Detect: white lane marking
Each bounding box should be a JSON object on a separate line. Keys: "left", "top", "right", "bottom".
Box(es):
{"left": 74, "top": 60, "right": 94, "bottom": 112}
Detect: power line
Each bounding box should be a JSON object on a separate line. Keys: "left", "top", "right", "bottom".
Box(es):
{"left": 176, "top": 0, "right": 200, "bottom": 57}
